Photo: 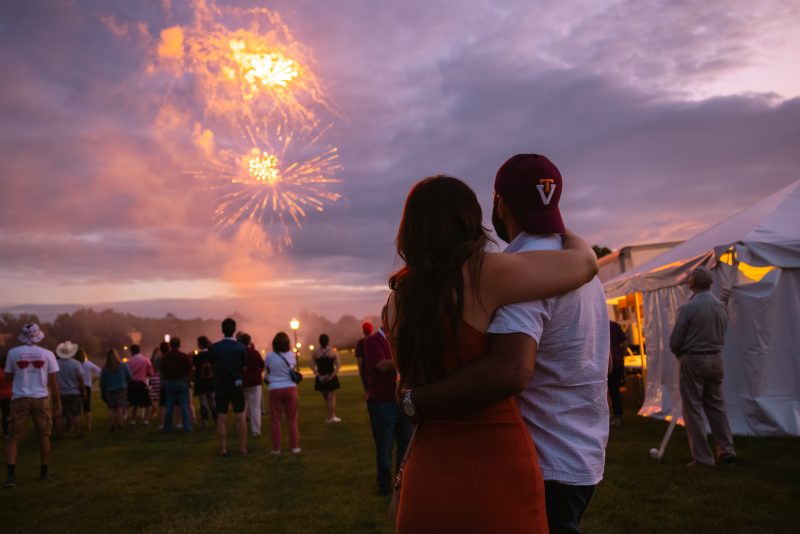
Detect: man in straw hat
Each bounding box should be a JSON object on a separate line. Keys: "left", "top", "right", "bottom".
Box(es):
{"left": 670, "top": 265, "right": 737, "bottom": 466}
{"left": 3, "top": 323, "right": 61, "bottom": 488}
{"left": 55, "top": 341, "right": 86, "bottom": 436}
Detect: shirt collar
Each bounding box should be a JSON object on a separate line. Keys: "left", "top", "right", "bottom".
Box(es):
{"left": 223, "top": 336, "right": 237, "bottom": 341}
{"left": 503, "top": 232, "right": 561, "bottom": 253}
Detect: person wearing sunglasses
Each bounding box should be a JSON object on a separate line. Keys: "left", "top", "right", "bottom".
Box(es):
{"left": 3, "top": 323, "right": 62, "bottom": 489}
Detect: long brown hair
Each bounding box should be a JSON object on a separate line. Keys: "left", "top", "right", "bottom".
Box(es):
{"left": 105, "top": 348, "right": 121, "bottom": 372}
{"left": 389, "top": 175, "right": 490, "bottom": 385}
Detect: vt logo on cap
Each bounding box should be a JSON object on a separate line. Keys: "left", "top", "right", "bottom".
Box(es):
{"left": 494, "top": 154, "right": 566, "bottom": 235}
{"left": 537, "top": 179, "right": 557, "bottom": 206}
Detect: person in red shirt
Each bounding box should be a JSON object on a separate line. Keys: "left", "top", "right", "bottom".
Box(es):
{"left": 363, "top": 310, "right": 412, "bottom": 495}
{"left": 355, "top": 322, "right": 373, "bottom": 391}
{"left": 239, "top": 333, "right": 265, "bottom": 437}
{"left": 161, "top": 337, "right": 194, "bottom": 432}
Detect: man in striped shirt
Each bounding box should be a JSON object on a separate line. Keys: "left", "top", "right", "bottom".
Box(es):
{"left": 408, "top": 155, "right": 609, "bottom": 533}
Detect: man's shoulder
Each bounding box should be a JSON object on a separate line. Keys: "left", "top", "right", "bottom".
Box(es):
{"left": 9, "top": 344, "right": 52, "bottom": 357}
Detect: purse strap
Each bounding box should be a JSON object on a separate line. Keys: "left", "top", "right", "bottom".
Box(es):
{"left": 393, "top": 424, "right": 418, "bottom": 491}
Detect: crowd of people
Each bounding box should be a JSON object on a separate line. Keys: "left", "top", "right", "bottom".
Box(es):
{"left": 0, "top": 317, "right": 357, "bottom": 484}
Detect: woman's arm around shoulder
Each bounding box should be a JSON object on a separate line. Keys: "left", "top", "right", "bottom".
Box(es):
{"left": 481, "top": 230, "right": 598, "bottom": 309}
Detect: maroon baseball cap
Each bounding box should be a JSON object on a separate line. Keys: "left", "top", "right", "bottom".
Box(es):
{"left": 494, "top": 154, "right": 565, "bottom": 234}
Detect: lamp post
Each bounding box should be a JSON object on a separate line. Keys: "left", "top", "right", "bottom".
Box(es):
{"left": 290, "top": 318, "right": 300, "bottom": 354}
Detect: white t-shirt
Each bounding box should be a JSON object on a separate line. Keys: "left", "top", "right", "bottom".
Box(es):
{"left": 4, "top": 344, "right": 60, "bottom": 400}
{"left": 83, "top": 360, "right": 102, "bottom": 389}
{"left": 265, "top": 351, "right": 298, "bottom": 391}
{"left": 487, "top": 233, "right": 610, "bottom": 486}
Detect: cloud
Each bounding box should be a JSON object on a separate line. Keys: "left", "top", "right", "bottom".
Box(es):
{"left": 1, "top": 0, "right": 799, "bottom": 318}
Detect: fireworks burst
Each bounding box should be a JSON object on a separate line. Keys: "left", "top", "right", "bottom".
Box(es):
{"left": 189, "top": 120, "right": 342, "bottom": 252}
{"left": 152, "top": 0, "right": 329, "bottom": 127}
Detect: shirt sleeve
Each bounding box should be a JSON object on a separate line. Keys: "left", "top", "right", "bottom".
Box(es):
{"left": 47, "top": 351, "right": 60, "bottom": 374}
{"left": 486, "top": 299, "right": 552, "bottom": 343}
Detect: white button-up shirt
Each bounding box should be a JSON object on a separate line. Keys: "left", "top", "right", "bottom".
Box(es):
{"left": 487, "top": 233, "right": 610, "bottom": 485}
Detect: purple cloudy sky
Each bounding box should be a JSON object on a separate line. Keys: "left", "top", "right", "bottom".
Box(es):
{"left": 1, "top": 0, "right": 799, "bottom": 325}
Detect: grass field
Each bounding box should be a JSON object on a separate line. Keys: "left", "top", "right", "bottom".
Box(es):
{"left": 2, "top": 375, "right": 799, "bottom": 533}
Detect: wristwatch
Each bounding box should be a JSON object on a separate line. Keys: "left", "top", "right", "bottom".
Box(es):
{"left": 401, "top": 389, "right": 416, "bottom": 418}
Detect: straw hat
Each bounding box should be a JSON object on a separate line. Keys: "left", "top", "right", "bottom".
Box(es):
{"left": 55, "top": 341, "right": 79, "bottom": 359}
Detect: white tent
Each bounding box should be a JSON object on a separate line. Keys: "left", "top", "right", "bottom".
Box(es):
{"left": 604, "top": 179, "right": 800, "bottom": 436}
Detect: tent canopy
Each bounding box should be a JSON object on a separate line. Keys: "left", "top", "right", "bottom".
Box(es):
{"left": 605, "top": 179, "right": 800, "bottom": 298}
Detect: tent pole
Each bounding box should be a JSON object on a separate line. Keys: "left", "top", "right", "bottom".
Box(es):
{"left": 634, "top": 291, "right": 646, "bottom": 402}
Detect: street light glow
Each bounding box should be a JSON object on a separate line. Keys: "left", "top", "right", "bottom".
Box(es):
{"left": 290, "top": 318, "right": 300, "bottom": 330}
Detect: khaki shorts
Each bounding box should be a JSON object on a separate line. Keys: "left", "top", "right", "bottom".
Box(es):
{"left": 9, "top": 397, "right": 52, "bottom": 440}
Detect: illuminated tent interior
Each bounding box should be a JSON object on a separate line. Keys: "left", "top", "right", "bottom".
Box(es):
{"left": 604, "top": 179, "right": 800, "bottom": 436}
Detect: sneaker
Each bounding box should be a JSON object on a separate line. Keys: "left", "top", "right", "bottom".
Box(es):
{"left": 326, "top": 416, "right": 342, "bottom": 423}
{"left": 129, "top": 420, "right": 137, "bottom": 425}
{"left": 291, "top": 448, "right": 301, "bottom": 454}
{"left": 3, "top": 476, "right": 15, "bottom": 489}
{"left": 270, "top": 450, "right": 281, "bottom": 455}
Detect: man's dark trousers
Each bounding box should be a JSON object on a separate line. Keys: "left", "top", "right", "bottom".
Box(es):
{"left": 366, "top": 401, "right": 412, "bottom": 494}
{"left": 545, "top": 481, "right": 597, "bottom": 534}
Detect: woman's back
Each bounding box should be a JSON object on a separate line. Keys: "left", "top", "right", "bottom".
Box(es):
{"left": 396, "top": 320, "right": 548, "bottom": 533}
{"left": 266, "top": 351, "right": 297, "bottom": 390}
{"left": 313, "top": 347, "right": 337, "bottom": 374}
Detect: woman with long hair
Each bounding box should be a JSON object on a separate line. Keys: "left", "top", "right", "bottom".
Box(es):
{"left": 388, "top": 176, "right": 598, "bottom": 532}
{"left": 99, "top": 348, "right": 132, "bottom": 432}
{"left": 311, "top": 333, "right": 342, "bottom": 423}
{"left": 265, "top": 332, "right": 301, "bottom": 454}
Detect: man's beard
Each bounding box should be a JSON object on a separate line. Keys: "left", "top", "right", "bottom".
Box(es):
{"left": 492, "top": 201, "right": 510, "bottom": 243}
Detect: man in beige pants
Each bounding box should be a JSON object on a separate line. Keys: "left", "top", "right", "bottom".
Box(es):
{"left": 670, "top": 266, "right": 737, "bottom": 466}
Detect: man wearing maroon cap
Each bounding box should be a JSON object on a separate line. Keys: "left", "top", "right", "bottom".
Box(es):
{"left": 364, "top": 310, "right": 411, "bottom": 495}
{"left": 406, "top": 155, "right": 609, "bottom": 533}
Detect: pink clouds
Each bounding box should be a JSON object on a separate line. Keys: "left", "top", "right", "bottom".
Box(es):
{"left": 1, "top": 0, "right": 799, "bottom": 320}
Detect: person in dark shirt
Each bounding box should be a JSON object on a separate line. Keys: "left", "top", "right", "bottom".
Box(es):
{"left": 194, "top": 336, "right": 216, "bottom": 429}
{"left": 209, "top": 318, "right": 248, "bottom": 456}
{"left": 239, "top": 333, "right": 265, "bottom": 437}
{"left": 608, "top": 320, "right": 628, "bottom": 426}
{"left": 161, "top": 337, "right": 194, "bottom": 432}
{"left": 355, "top": 322, "right": 373, "bottom": 391}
